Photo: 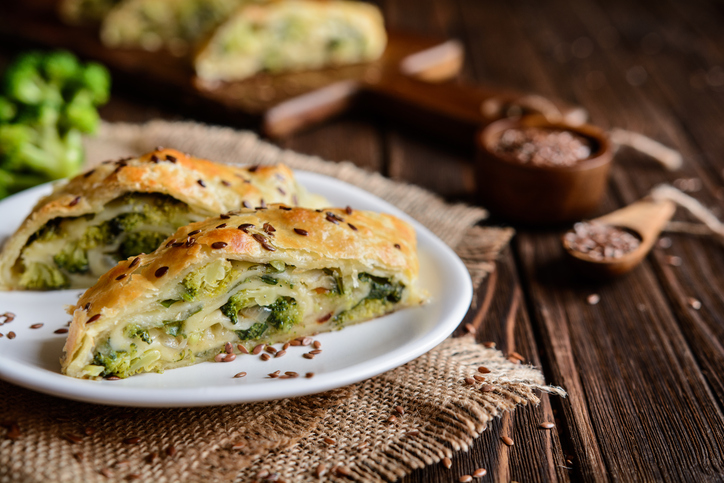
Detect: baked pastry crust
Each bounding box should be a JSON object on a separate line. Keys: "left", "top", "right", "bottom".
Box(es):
{"left": 61, "top": 204, "right": 421, "bottom": 378}
{"left": 0, "top": 148, "right": 325, "bottom": 290}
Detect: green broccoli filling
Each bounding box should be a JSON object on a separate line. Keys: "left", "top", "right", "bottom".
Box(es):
{"left": 266, "top": 296, "right": 300, "bottom": 332}
{"left": 91, "top": 341, "right": 138, "bottom": 378}
{"left": 334, "top": 273, "right": 405, "bottom": 325}
{"left": 20, "top": 193, "right": 191, "bottom": 289}
{"left": 234, "top": 322, "right": 268, "bottom": 341}
{"left": 181, "top": 259, "right": 237, "bottom": 302}
{"left": 220, "top": 291, "right": 250, "bottom": 325}
{"left": 125, "top": 324, "right": 152, "bottom": 345}
{"left": 358, "top": 273, "right": 404, "bottom": 303}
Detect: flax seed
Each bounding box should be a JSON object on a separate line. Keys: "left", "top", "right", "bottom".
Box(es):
{"left": 214, "top": 353, "right": 225, "bottom": 362}
{"left": 223, "top": 354, "right": 236, "bottom": 362}
{"left": 197, "top": 179, "right": 206, "bottom": 187}
{"left": 63, "top": 433, "right": 83, "bottom": 444}
{"left": 465, "top": 323, "right": 476, "bottom": 334}
{"left": 87, "top": 314, "right": 101, "bottom": 324}
{"left": 189, "top": 230, "right": 201, "bottom": 236}
{"left": 301, "top": 337, "right": 312, "bottom": 346}
{"left": 233, "top": 372, "right": 247, "bottom": 378}
{"left": 265, "top": 345, "right": 277, "bottom": 354}
{"left": 84, "top": 427, "right": 96, "bottom": 436}
{"left": 268, "top": 371, "right": 280, "bottom": 378}
{"left": 6, "top": 331, "right": 15, "bottom": 339}
{"left": 211, "top": 241, "right": 227, "bottom": 249}
{"left": 510, "top": 351, "right": 525, "bottom": 361}
{"left": 285, "top": 371, "right": 298, "bottom": 377}
{"left": 539, "top": 422, "right": 555, "bottom": 429}
{"left": 73, "top": 452, "right": 84, "bottom": 462}
{"left": 116, "top": 274, "right": 127, "bottom": 280}
{"left": 155, "top": 266, "right": 169, "bottom": 278}
{"left": 261, "top": 353, "right": 271, "bottom": 361}
{"left": 395, "top": 406, "right": 405, "bottom": 415}
{"left": 323, "top": 437, "right": 336, "bottom": 445}
{"left": 481, "top": 384, "right": 494, "bottom": 392}
{"left": 587, "top": 294, "right": 600, "bottom": 305}
{"left": 406, "top": 430, "right": 420, "bottom": 437}
{"left": 667, "top": 255, "right": 682, "bottom": 266}
{"left": 508, "top": 357, "right": 521, "bottom": 364}
{"left": 216, "top": 223, "right": 227, "bottom": 229}
{"left": 127, "top": 473, "right": 142, "bottom": 480}
{"left": 274, "top": 350, "right": 286, "bottom": 358}
{"left": 69, "top": 196, "right": 81, "bottom": 207}
{"left": 465, "top": 377, "right": 476, "bottom": 385}
{"left": 283, "top": 342, "right": 290, "bottom": 350}
{"left": 335, "top": 466, "right": 351, "bottom": 476}
{"left": 501, "top": 436, "right": 514, "bottom": 446}
{"left": 231, "top": 441, "right": 245, "bottom": 450}
{"left": 166, "top": 445, "right": 177, "bottom": 457}
{"left": 123, "top": 437, "right": 141, "bottom": 445}
{"left": 225, "top": 342, "right": 233, "bottom": 354}
{"left": 477, "top": 366, "right": 490, "bottom": 374}
{"left": 129, "top": 257, "right": 140, "bottom": 269}
{"left": 146, "top": 452, "right": 158, "bottom": 464}
{"left": 5, "top": 423, "right": 20, "bottom": 440}
{"left": 459, "top": 476, "right": 472, "bottom": 482}
{"left": 473, "top": 375, "right": 485, "bottom": 382}
{"left": 29, "top": 323, "right": 43, "bottom": 329}
{"left": 305, "top": 372, "right": 314, "bottom": 378}
{"left": 387, "top": 415, "right": 398, "bottom": 423}
{"left": 252, "top": 344, "right": 265, "bottom": 355}
{"left": 315, "top": 463, "right": 327, "bottom": 477}
{"left": 303, "top": 353, "right": 315, "bottom": 359}
{"left": 312, "top": 340, "right": 322, "bottom": 349}
{"left": 688, "top": 297, "right": 702, "bottom": 310}
{"left": 348, "top": 223, "right": 358, "bottom": 231}
{"left": 473, "top": 468, "right": 487, "bottom": 477}
{"left": 237, "top": 344, "right": 249, "bottom": 354}
{"left": 310, "top": 349, "right": 322, "bottom": 355}
{"left": 394, "top": 243, "right": 401, "bottom": 250}
{"left": 483, "top": 341, "right": 496, "bottom": 348}
{"left": 166, "top": 155, "right": 177, "bottom": 163}
{"left": 442, "top": 457, "right": 452, "bottom": 469}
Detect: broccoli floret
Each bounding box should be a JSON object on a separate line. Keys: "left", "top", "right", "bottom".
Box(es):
{"left": 53, "top": 241, "right": 89, "bottom": 273}
{"left": 160, "top": 299, "right": 180, "bottom": 308}
{"left": 81, "top": 221, "right": 114, "bottom": 248}
{"left": 125, "top": 325, "right": 152, "bottom": 345}
{"left": 119, "top": 231, "right": 167, "bottom": 259}
{"left": 19, "top": 261, "right": 69, "bottom": 290}
{"left": 163, "top": 321, "right": 183, "bottom": 337}
{"left": 266, "top": 297, "right": 300, "bottom": 332}
{"left": 358, "top": 273, "right": 404, "bottom": 303}
{"left": 235, "top": 322, "right": 268, "bottom": 341}
{"left": 260, "top": 275, "right": 278, "bottom": 285}
{"left": 220, "top": 292, "right": 252, "bottom": 325}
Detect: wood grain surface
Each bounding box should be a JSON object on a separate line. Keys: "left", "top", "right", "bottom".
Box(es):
{"left": 3, "top": 0, "right": 724, "bottom": 481}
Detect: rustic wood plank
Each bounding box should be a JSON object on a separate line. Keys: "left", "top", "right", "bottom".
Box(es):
{"left": 402, "top": 248, "right": 570, "bottom": 483}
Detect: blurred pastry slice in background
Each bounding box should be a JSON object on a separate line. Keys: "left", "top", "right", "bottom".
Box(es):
{"left": 194, "top": 0, "right": 387, "bottom": 82}
{"left": 59, "top": 0, "right": 123, "bottom": 25}
{"left": 100, "top": 0, "right": 246, "bottom": 55}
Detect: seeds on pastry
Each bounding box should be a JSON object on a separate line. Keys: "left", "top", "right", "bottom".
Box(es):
{"left": 233, "top": 372, "right": 247, "bottom": 378}
{"left": 263, "top": 223, "right": 276, "bottom": 235}
{"left": 29, "top": 323, "right": 43, "bottom": 329}
{"left": 216, "top": 223, "right": 227, "bottom": 229}
{"left": 69, "top": 196, "right": 81, "bottom": 207}
{"left": 348, "top": 223, "right": 358, "bottom": 231}
{"left": 166, "top": 154, "right": 177, "bottom": 163}
{"left": 221, "top": 180, "right": 231, "bottom": 187}
{"left": 394, "top": 244, "right": 401, "bottom": 250}
{"left": 55, "top": 328, "right": 69, "bottom": 334}
{"left": 155, "top": 266, "right": 169, "bottom": 277}
{"left": 87, "top": 314, "right": 101, "bottom": 324}
{"left": 188, "top": 229, "right": 201, "bottom": 236}
{"left": 294, "top": 228, "right": 309, "bottom": 236}
{"left": 150, "top": 154, "right": 159, "bottom": 163}
{"left": 197, "top": 179, "right": 206, "bottom": 187}
{"left": 185, "top": 238, "right": 196, "bottom": 248}
{"left": 220, "top": 214, "right": 231, "bottom": 220}
{"left": 260, "top": 199, "right": 267, "bottom": 208}
{"left": 248, "top": 165, "right": 259, "bottom": 172}
{"left": 171, "top": 242, "right": 184, "bottom": 247}
{"left": 115, "top": 273, "right": 127, "bottom": 281}
{"left": 277, "top": 187, "right": 286, "bottom": 195}
{"left": 242, "top": 201, "right": 252, "bottom": 209}
{"left": 83, "top": 170, "right": 95, "bottom": 178}
{"left": 165, "top": 239, "right": 177, "bottom": 248}
{"left": 345, "top": 206, "right": 353, "bottom": 215}
{"left": 252, "top": 233, "right": 276, "bottom": 251}
{"left": 129, "top": 257, "right": 141, "bottom": 269}
{"left": 279, "top": 205, "right": 292, "bottom": 211}
{"left": 238, "top": 223, "right": 255, "bottom": 233}
{"left": 211, "top": 242, "right": 228, "bottom": 249}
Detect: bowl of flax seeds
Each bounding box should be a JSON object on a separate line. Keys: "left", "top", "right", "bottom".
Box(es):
{"left": 475, "top": 114, "right": 612, "bottom": 224}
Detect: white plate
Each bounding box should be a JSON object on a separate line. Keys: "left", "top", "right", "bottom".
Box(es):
{"left": 0, "top": 172, "right": 472, "bottom": 407}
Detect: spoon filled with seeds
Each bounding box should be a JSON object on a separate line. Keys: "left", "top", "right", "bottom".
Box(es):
{"left": 562, "top": 197, "right": 676, "bottom": 278}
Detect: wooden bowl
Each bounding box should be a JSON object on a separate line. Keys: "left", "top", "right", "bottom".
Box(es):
{"left": 475, "top": 115, "right": 612, "bottom": 224}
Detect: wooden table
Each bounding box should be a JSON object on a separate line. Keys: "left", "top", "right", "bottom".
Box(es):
{"left": 4, "top": 0, "right": 724, "bottom": 481}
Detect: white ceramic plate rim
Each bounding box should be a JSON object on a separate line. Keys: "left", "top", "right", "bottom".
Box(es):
{"left": 0, "top": 171, "right": 472, "bottom": 407}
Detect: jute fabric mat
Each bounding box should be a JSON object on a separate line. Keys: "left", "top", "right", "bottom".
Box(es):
{"left": 0, "top": 121, "right": 565, "bottom": 482}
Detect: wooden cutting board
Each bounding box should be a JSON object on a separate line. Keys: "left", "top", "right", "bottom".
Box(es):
{"left": 0, "top": 2, "right": 585, "bottom": 143}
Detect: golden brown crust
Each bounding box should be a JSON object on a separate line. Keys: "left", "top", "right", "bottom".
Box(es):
{"left": 0, "top": 148, "right": 326, "bottom": 289}
{"left": 62, "top": 205, "right": 419, "bottom": 375}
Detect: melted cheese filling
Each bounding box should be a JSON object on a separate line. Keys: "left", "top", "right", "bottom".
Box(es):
{"left": 84, "top": 259, "right": 406, "bottom": 378}
{"left": 18, "top": 194, "right": 203, "bottom": 289}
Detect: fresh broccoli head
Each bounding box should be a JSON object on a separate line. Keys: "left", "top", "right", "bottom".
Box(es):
{"left": 19, "top": 261, "right": 69, "bottom": 290}
{"left": 119, "top": 231, "right": 168, "bottom": 259}
{"left": 0, "top": 50, "right": 111, "bottom": 198}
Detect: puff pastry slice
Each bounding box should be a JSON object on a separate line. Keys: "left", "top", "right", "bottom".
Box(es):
{"left": 0, "top": 148, "right": 325, "bottom": 290}
{"left": 62, "top": 205, "right": 423, "bottom": 379}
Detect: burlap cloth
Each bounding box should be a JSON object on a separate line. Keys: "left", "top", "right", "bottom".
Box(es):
{"left": 0, "top": 121, "right": 565, "bottom": 482}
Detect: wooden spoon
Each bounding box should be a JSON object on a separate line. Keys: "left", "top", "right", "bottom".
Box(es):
{"left": 562, "top": 198, "right": 676, "bottom": 278}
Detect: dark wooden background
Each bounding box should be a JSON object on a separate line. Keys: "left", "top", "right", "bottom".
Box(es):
{"left": 3, "top": 0, "right": 724, "bottom": 481}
